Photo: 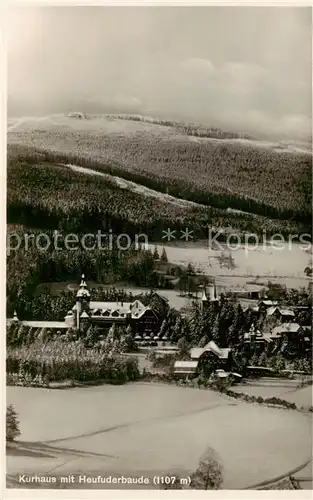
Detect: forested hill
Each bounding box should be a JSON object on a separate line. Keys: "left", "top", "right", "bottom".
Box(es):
{"left": 7, "top": 114, "right": 312, "bottom": 228}
{"left": 7, "top": 144, "right": 308, "bottom": 239}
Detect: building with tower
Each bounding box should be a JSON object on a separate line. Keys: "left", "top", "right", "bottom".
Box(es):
{"left": 68, "top": 275, "right": 161, "bottom": 335}
{"left": 8, "top": 275, "right": 162, "bottom": 338}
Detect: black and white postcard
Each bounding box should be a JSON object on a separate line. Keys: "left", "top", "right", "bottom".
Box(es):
{"left": 4, "top": 3, "right": 313, "bottom": 495}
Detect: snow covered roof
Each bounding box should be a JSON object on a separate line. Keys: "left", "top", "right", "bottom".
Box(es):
{"left": 267, "top": 307, "right": 295, "bottom": 317}
{"left": 20, "top": 321, "right": 68, "bottom": 329}
{"left": 204, "top": 340, "right": 223, "bottom": 357}
{"left": 190, "top": 348, "right": 206, "bottom": 359}
{"left": 242, "top": 305, "right": 259, "bottom": 313}
{"left": 174, "top": 361, "right": 198, "bottom": 371}
{"left": 279, "top": 308, "right": 295, "bottom": 316}
{"left": 272, "top": 323, "right": 302, "bottom": 335}
{"left": 190, "top": 341, "right": 231, "bottom": 360}
{"left": 73, "top": 299, "right": 150, "bottom": 320}
{"left": 260, "top": 300, "right": 279, "bottom": 306}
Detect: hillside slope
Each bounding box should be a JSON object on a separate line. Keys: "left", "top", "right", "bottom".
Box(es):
{"left": 7, "top": 114, "right": 312, "bottom": 223}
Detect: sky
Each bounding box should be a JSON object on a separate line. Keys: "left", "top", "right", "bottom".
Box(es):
{"left": 7, "top": 6, "right": 312, "bottom": 139}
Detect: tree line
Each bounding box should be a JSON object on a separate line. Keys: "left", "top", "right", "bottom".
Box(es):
{"left": 7, "top": 145, "right": 309, "bottom": 239}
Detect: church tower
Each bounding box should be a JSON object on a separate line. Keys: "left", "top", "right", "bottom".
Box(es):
{"left": 208, "top": 281, "right": 219, "bottom": 303}
{"left": 201, "top": 281, "right": 219, "bottom": 311}
{"left": 201, "top": 287, "right": 208, "bottom": 311}
{"left": 75, "top": 274, "right": 91, "bottom": 331}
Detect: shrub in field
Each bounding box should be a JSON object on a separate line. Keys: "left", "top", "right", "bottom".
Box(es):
{"left": 264, "top": 397, "right": 297, "bottom": 410}
{"left": 208, "top": 374, "right": 232, "bottom": 392}
{"left": 6, "top": 405, "right": 20, "bottom": 442}
{"left": 190, "top": 447, "right": 223, "bottom": 490}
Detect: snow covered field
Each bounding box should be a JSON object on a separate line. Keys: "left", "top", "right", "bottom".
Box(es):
{"left": 7, "top": 383, "right": 312, "bottom": 489}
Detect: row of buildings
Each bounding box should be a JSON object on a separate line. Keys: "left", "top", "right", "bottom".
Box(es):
{"left": 9, "top": 276, "right": 220, "bottom": 338}
{"left": 8, "top": 276, "right": 311, "bottom": 353}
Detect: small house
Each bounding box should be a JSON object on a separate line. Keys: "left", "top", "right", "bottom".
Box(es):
{"left": 266, "top": 307, "right": 295, "bottom": 324}
{"left": 190, "top": 340, "right": 232, "bottom": 372}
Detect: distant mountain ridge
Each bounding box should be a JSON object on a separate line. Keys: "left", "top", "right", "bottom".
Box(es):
{"left": 101, "top": 114, "right": 255, "bottom": 141}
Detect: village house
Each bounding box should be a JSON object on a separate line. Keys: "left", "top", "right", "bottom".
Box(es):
{"left": 243, "top": 323, "right": 270, "bottom": 354}
{"left": 242, "top": 305, "right": 260, "bottom": 318}
{"left": 229, "top": 284, "right": 267, "bottom": 301}
{"left": 190, "top": 340, "right": 231, "bottom": 367}
{"left": 265, "top": 306, "right": 295, "bottom": 325}
{"left": 173, "top": 340, "right": 232, "bottom": 378}
{"left": 263, "top": 323, "right": 312, "bottom": 357}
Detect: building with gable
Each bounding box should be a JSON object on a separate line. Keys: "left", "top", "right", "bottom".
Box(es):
{"left": 65, "top": 275, "right": 161, "bottom": 335}
{"left": 8, "top": 275, "right": 163, "bottom": 338}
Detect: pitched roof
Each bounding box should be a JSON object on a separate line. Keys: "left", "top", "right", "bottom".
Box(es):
{"left": 266, "top": 306, "right": 278, "bottom": 316}
{"left": 80, "top": 311, "right": 89, "bottom": 318}
{"left": 279, "top": 308, "right": 295, "bottom": 316}
{"left": 190, "top": 348, "right": 206, "bottom": 359}
{"left": 190, "top": 341, "right": 231, "bottom": 360}
{"left": 260, "top": 300, "right": 279, "bottom": 306}
{"left": 271, "top": 323, "right": 302, "bottom": 336}
{"left": 73, "top": 299, "right": 150, "bottom": 319}
{"left": 204, "top": 340, "right": 223, "bottom": 357}
{"left": 242, "top": 306, "right": 259, "bottom": 313}
{"left": 267, "top": 306, "right": 295, "bottom": 317}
